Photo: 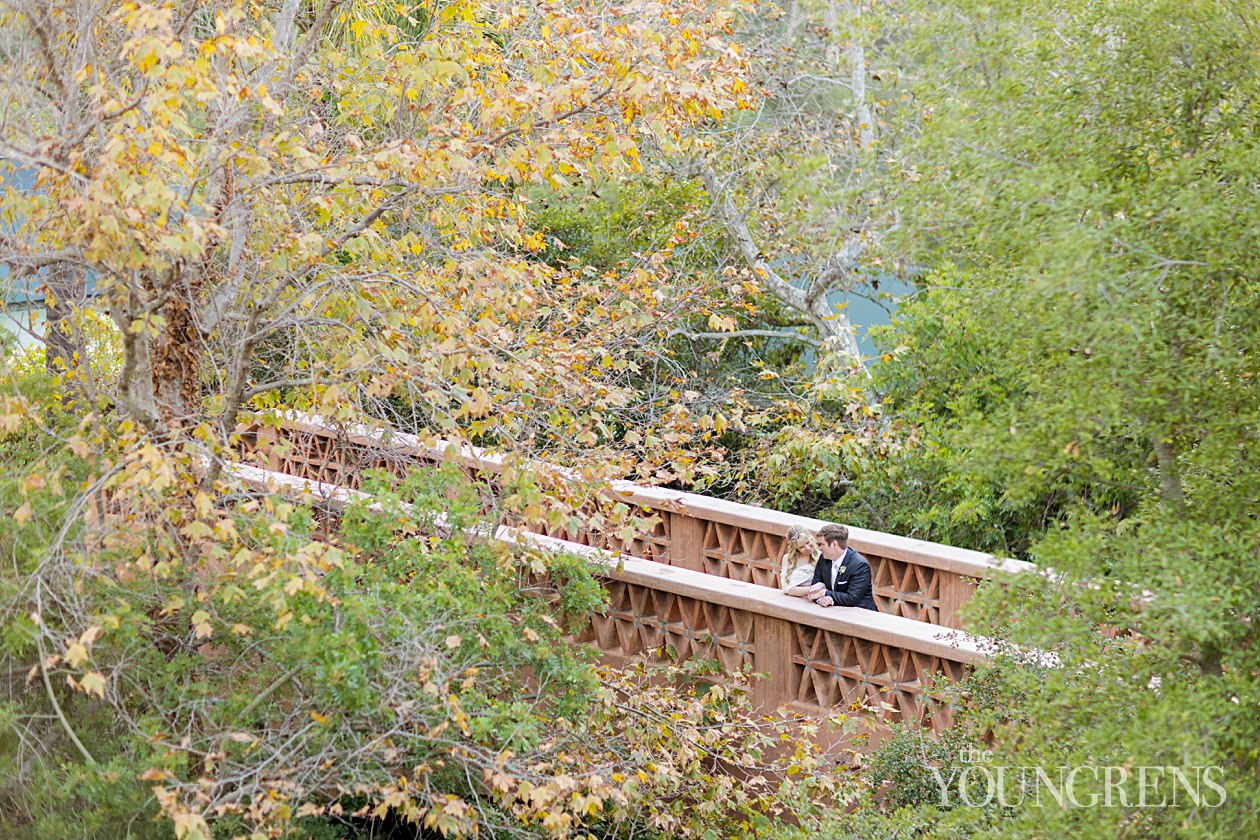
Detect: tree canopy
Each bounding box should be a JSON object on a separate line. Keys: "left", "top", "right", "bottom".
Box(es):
{"left": 817, "top": 1, "right": 1260, "bottom": 836}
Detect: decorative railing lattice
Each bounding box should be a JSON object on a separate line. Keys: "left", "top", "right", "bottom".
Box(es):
{"left": 790, "top": 626, "right": 966, "bottom": 730}
{"left": 574, "top": 561, "right": 980, "bottom": 735}
{"left": 583, "top": 579, "right": 758, "bottom": 674}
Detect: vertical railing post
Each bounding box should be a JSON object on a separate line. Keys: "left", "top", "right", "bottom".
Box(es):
{"left": 752, "top": 613, "right": 795, "bottom": 712}
{"left": 938, "top": 575, "right": 975, "bottom": 629}
{"left": 667, "top": 512, "right": 706, "bottom": 574}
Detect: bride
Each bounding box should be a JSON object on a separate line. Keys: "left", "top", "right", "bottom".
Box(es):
{"left": 778, "top": 525, "right": 819, "bottom": 597}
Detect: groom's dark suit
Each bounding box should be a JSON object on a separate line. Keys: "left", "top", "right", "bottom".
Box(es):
{"left": 811, "top": 547, "right": 879, "bottom": 611}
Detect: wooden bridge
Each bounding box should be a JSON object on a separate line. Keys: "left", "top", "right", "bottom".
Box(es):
{"left": 232, "top": 415, "right": 1036, "bottom": 739}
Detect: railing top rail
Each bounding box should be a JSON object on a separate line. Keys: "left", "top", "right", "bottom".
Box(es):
{"left": 250, "top": 413, "right": 1037, "bottom": 580}
{"left": 224, "top": 459, "right": 992, "bottom": 667}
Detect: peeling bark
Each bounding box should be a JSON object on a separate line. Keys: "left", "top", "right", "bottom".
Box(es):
{"left": 151, "top": 289, "right": 203, "bottom": 427}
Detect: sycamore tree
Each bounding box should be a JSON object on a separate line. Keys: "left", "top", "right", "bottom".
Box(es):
{"left": 683, "top": 0, "right": 910, "bottom": 363}
{"left": 626, "top": 0, "right": 918, "bottom": 509}
{"left": 0, "top": 1, "right": 862, "bottom": 838}
{"left": 0, "top": 0, "right": 755, "bottom": 477}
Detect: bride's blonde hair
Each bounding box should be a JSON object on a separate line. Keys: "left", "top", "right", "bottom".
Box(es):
{"left": 784, "top": 525, "right": 814, "bottom": 552}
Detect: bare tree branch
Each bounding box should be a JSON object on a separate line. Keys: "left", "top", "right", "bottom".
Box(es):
{"left": 691, "top": 164, "right": 867, "bottom": 367}
{"left": 668, "top": 328, "right": 823, "bottom": 348}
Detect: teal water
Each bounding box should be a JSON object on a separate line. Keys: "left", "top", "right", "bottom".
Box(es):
{"left": 829, "top": 274, "right": 916, "bottom": 360}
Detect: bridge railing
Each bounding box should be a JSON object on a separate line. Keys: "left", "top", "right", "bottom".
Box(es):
{"left": 225, "top": 460, "right": 990, "bottom": 737}
{"left": 236, "top": 416, "right": 1035, "bottom": 630}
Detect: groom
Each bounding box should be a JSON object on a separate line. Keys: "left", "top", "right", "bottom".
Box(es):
{"left": 807, "top": 523, "right": 879, "bottom": 611}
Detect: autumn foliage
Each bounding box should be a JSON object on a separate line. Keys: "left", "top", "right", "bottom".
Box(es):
{"left": 0, "top": 0, "right": 868, "bottom": 837}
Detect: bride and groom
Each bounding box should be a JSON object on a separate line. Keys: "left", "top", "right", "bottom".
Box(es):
{"left": 779, "top": 523, "right": 878, "bottom": 612}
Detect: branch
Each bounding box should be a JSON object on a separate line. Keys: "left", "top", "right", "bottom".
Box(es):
{"left": 274, "top": 0, "right": 303, "bottom": 52}
{"left": 240, "top": 377, "right": 321, "bottom": 402}
{"left": 487, "top": 77, "right": 621, "bottom": 147}
{"left": 265, "top": 172, "right": 412, "bottom": 188}
{"left": 23, "top": 3, "right": 70, "bottom": 102}
{"left": 0, "top": 245, "right": 84, "bottom": 269}
{"left": 257, "top": 188, "right": 408, "bottom": 315}
{"left": 668, "top": 328, "right": 822, "bottom": 348}
{"left": 238, "top": 665, "right": 302, "bottom": 720}
{"left": 259, "top": 170, "right": 472, "bottom": 199}
{"left": 34, "top": 583, "right": 96, "bottom": 765}
{"left": 805, "top": 234, "right": 867, "bottom": 306}
{"left": 0, "top": 141, "right": 89, "bottom": 186}
{"left": 691, "top": 164, "right": 870, "bottom": 372}
{"left": 277, "top": 0, "right": 346, "bottom": 93}
{"left": 693, "top": 165, "right": 808, "bottom": 314}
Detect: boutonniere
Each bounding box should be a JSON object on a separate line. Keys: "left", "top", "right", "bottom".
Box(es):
{"left": 838, "top": 566, "right": 847, "bottom": 575}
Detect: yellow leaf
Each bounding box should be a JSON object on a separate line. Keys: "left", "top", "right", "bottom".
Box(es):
{"left": 191, "top": 609, "right": 213, "bottom": 639}
{"left": 80, "top": 671, "right": 107, "bottom": 698}
{"left": 171, "top": 810, "right": 211, "bottom": 840}
{"left": 13, "top": 502, "right": 32, "bottom": 525}
{"left": 65, "top": 642, "right": 89, "bottom": 668}
{"left": 445, "top": 635, "right": 462, "bottom": 649}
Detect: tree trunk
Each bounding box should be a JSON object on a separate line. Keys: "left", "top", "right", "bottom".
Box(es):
{"left": 846, "top": 3, "right": 875, "bottom": 152}
{"left": 111, "top": 296, "right": 165, "bottom": 436}
{"left": 826, "top": 1, "right": 875, "bottom": 153}
{"left": 43, "top": 263, "right": 86, "bottom": 407}
{"left": 1151, "top": 433, "right": 1187, "bottom": 513}
{"left": 150, "top": 269, "right": 204, "bottom": 428}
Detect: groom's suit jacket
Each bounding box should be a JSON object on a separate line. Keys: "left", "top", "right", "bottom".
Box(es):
{"left": 811, "top": 547, "right": 879, "bottom": 611}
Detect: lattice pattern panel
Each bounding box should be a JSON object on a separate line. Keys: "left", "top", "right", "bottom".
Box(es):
{"left": 701, "top": 521, "right": 785, "bottom": 587}
{"left": 240, "top": 426, "right": 452, "bottom": 492}
{"left": 600, "top": 513, "right": 671, "bottom": 565}
{"left": 580, "top": 580, "right": 755, "bottom": 673}
{"left": 528, "top": 510, "right": 670, "bottom": 568}
{"left": 790, "top": 625, "right": 967, "bottom": 731}
{"left": 868, "top": 555, "right": 944, "bottom": 624}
